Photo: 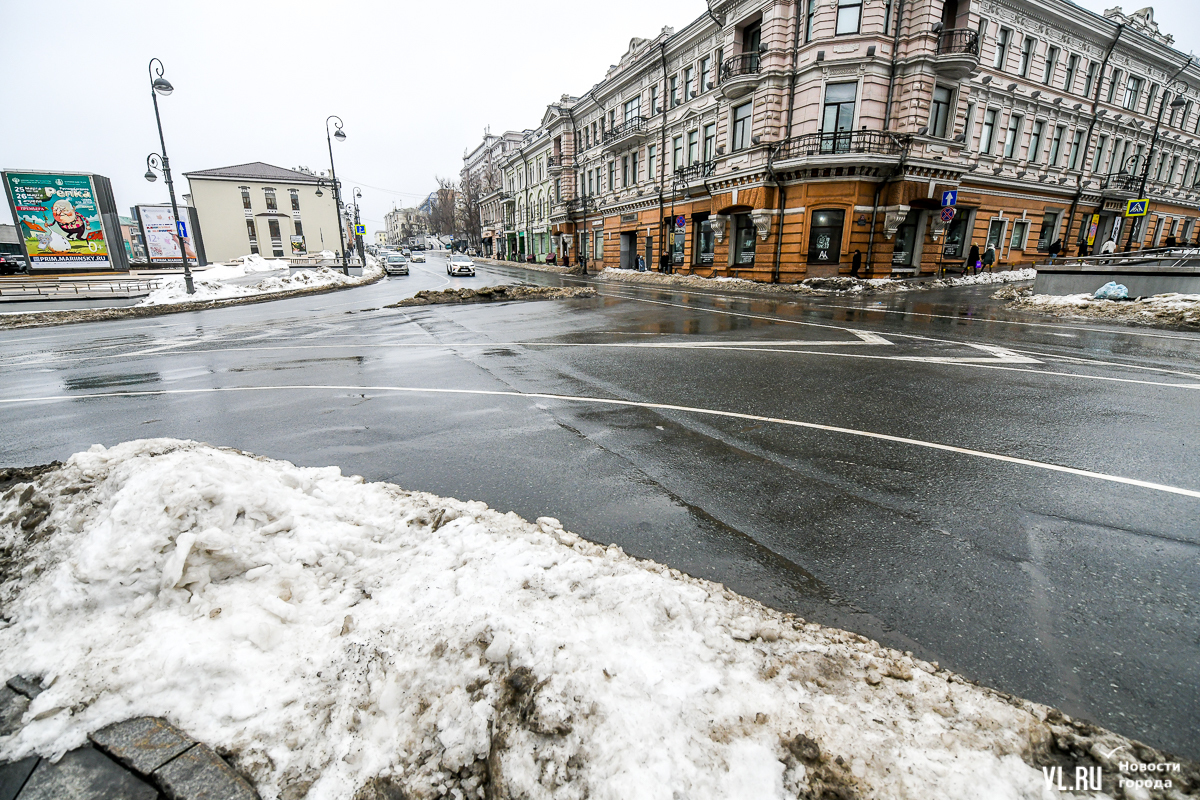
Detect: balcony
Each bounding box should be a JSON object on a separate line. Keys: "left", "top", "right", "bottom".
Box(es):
{"left": 602, "top": 116, "right": 650, "bottom": 151}
{"left": 933, "top": 28, "right": 981, "bottom": 81}
{"left": 1101, "top": 172, "right": 1140, "bottom": 196}
{"left": 776, "top": 130, "right": 903, "bottom": 161}
{"left": 547, "top": 154, "right": 564, "bottom": 174}
{"left": 675, "top": 160, "right": 717, "bottom": 184}
{"left": 499, "top": 191, "right": 515, "bottom": 205}
{"left": 720, "top": 53, "right": 761, "bottom": 100}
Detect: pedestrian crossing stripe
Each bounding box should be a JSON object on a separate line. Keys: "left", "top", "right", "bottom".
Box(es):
{"left": 1126, "top": 199, "right": 1148, "bottom": 217}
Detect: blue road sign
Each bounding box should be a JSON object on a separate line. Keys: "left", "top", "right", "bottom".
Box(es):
{"left": 941, "top": 190, "right": 957, "bottom": 207}
{"left": 1125, "top": 199, "right": 1148, "bottom": 217}
{"left": 176, "top": 219, "right": 187, "bottom": 238}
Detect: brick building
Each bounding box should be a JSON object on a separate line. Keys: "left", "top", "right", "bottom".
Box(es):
{"left": 462, "top": 0, "right": 1200, "bottom": 279}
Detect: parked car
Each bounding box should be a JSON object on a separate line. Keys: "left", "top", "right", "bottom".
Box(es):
{"left": 410, "top": 252, "right": 426, "bottom": 263}
{"left": 0, "top": 251, "right": 27, "bottom": 275}
{"left": 446, "top": 254, "right": 476, "bottom": 277}
{"left": 466, "top": 248, "right": 478, "bottom": 257}
{"left": 384, "top": 254, "right": 410, "bottom": 275}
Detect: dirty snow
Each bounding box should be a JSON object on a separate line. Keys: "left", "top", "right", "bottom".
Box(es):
{"left": 1008, "top": 291, "right": 1200, "bottom": 329}
{"left": 0, "top": 440, "right": 1173, "bottom": 799}
{"left": 599, "top": 267, "right": 1035, "bottom": 295}
{"left": 138, "top": 259, "right": 380, "bottom": 306}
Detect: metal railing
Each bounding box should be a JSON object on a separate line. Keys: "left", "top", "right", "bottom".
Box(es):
{"left": 547, "top": 155, "right": 562, "bottom": 168}
{"left": 776, "top": 130, "right": 904, "bottom": 159}
{"left": 1102, "top": 172, "right": 1140, "bottom": 192}
{"left": 602, "top": 116, "right": 648, "bottom": 144}
{"left": 721, "top": 52, "right": 761, "bottom": 80}
{"left": 936, "top": 28, "right": 980, "bottom": 56}
{"left": 0, "top": 277, "right": 164, "bottom": 298}
{"left": 675, "top": 161, "right": 717, "bottom": 183}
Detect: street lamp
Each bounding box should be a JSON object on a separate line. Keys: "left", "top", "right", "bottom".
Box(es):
{"left": 352, "top": 187, "right": 365, "bottom": 265}
{"left": 325, "top": 115, "right": 350, "bottom": 275}
{"left": 1124, "top": 61, "right": 1192, "bottom": 251}
{"left": 145, "top": 58, "right": 194, "bottom": 294}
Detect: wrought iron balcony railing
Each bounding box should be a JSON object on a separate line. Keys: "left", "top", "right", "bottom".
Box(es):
{"left": 547, "top": 155, "right": 562, "bottom": 168}
{"left": 1102, "top": 172, "right": 1141, "bottom": 192}
{"left": 936, "top": 28, "right": 980, "bottom": 55}
{"left": 602, "top": 116, "right": 648, "bottom": 145}
{"left": 721, "top": 52, "right": 761, "bottom": 81}
{"left": 675, "top": 160, "right": 717, "bottom": 183}
{"left": 776, "top": 130, "right": 903, "bottom": 159}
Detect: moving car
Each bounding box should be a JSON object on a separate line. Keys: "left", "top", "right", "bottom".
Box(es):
{"left": 410, "top": 252, "right": 426, "bottom": 263}
{"left": 384, "top": 254, "right": 410, "bottom": 275}
{"left": 446, "top": 254, "right": 476, "bottom": 277}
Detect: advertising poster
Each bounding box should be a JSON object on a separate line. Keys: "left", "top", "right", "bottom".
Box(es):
{"left": 4, "top": 172, "right": 111, "bottom": 265}
{"left": 290, "top": 235, "right": 306, "bottom": 255}
{"left": 137, "top": 205, "right": 197, "bottom": 264}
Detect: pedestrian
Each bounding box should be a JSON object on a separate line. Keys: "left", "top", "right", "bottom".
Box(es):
{"left": 1165, "top": 234, "right": 1177, "bottom": 248}
{"left": 966, "top": 243, "right": 980, "bottom": 276}
{"left": 1048, "top": 238, "right": 1062, "bottom": 263}
{"left": 850, "top": 250, "right": 862, "bottom": 278}
{"left": 982, "top": 245, "right": 996, "bottom": 273}
{"left": 637, "top": 253, "right": 646, "bottom": 271}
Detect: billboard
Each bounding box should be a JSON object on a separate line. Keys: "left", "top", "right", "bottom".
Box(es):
{"left": 3, "top": 171, "right": 114, "bottom": 267}
{"left": 136, "top": 205, "right": 198, "bottom": 264}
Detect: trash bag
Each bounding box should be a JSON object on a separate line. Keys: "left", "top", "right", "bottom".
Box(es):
{"left": 1093, "top": 281, "right": 1129, "bottom": 300}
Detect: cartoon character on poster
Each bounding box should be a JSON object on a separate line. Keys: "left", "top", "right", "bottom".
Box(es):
{"left": 6, "top": 173, "right": 110, "bottom": 263}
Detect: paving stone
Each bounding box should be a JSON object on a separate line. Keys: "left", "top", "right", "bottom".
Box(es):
{"left": 0, "top": 688, "right": 29, "bottom": 737}
{"left": 0, "top": 757, "right": 40, "bottom": 800}
{"left": 153, "top": 744, "right": 258, "bottom": 800}
{"left": 5, "top": 678, "right": 42, "bottom": 701}
{"left": 18, "top": 745, "right": 159, "bottom": 800}
{"left": 89, "top": 717, "right": 196, "bottom": 776}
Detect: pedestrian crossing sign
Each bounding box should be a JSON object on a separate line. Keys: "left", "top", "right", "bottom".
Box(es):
{"left": 1125, "top": 199, "right": 1148, "bottom": 217}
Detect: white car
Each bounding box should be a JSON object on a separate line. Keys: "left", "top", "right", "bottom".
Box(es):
{"left": 384, "top": 254, "right": 410, "bottom": 275}
{"left": 447, "top": 254, "right": 476, "bottom": 277}
{"left": 410, "top": 252, "right": 426, "bottom": 263}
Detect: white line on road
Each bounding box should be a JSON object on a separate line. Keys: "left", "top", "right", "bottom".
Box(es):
{"left": 3, "top": 383, "right": 1197, "bottom": 499}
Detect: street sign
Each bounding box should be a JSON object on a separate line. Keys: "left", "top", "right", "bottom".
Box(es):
{"left": 176, "top": 219, "right": 187, "bottom": 238}
{"left": 940, "top": 206, "right": 956, "bottom": 223}
{"left": 941, "top": 189, "right": 957, "bottom": 207}
{"left": 1125, "top": 199, "right": 1148, "bottom": 217}
{"left": 354, "top": 224, "right": 365, "bottom": 235}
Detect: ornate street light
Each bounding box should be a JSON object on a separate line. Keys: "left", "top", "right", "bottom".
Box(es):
{"left": 325, "top": 116, "right": 350, "bottom": 275}
{"left": 145, "top": 58, "right": 194, "bottom": 294}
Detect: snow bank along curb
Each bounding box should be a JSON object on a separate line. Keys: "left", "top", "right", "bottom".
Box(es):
{"left": 596, "top": 266, "right": 1036, "bottom": 296}
{"left": 0, "top": 441, "right": 1194, "bottom": 800}
{"left": 1002, "top": 289, "right": 1200, "bottom": 330}
{"left": 386, "top": 285, "right": 597, "bottom": 307}
{"left": 471, "top": 257, "right": 571, "bottom": 275}
{"left": 0, "top": 265, "right": 384, "bottom": 330}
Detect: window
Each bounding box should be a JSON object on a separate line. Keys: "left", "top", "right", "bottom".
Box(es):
{"left": 733, "top": 214, "right": 757, "bottom": 265}
{"left": 246, "top": 220, "right": 258, "bottom": 254}
{"left": 587, "top": 170, "right": 594, "bottom": 195}
{"left": 822, "top": 82, "right": 857, "bottom": 151}
{"left": 1168, "top": 155, "right": 1179, "bottom": 184}
{"left": 732, "top": 101, "right": 753, "bottom": 150}
{"left": 1036, "top": 212, "right": 1058, "bottom": 251}
{"left": 1043, "top": 46, "right": 1058, "bottom": 85}
{"left": 836, "top": 0, "right": 862, "bottom": 34}
{"left": 1186, "top": 159, "right": 1196, "bottom": 188}
{"left": 294, "top": 219, "right": 304, "bottom": 238}
{"left": 267, "top": 219, "right": 284, "bottom": 257}
{"left": 1064, "top": 54, "right": 1079, "bottom": 92}
{"left": 624, "top": 97, "right": 640, "bottom": 123}
{"left": 1084, "top": 61, "right": 1098, "bottom": 97}
{"left": 743, "top": 21, "right": 762, "bottom": 53}
{"left": 607, "top": 161, "right": 615, "bottom": 190}
{"left": 673, "top": 135, "right": 684, "bottom": 169}
{"left": 648, "top": 145, "right": 657, "bottom": 181}
{"left": 263, "top": 188, "right": 278, "bottom": 211}
{"left": 886, "top": 0, "right": 897, "bottom": 36}
{"left": 806, "top": 0, "right": 819, "bottom": 42}
{"left": 994, "top": 28, "right": 1011, "bottom": 70}
{"left": 703, "top": 123, "right": 716, "bottom": 162}
{"left": 622, "top": 156, "right": 630, "bottom": 187}
{"left": 688, "top": 130, "right": 699, "bottom": 165}
{"left": 694, "top": 216, "right": 715, "bottom": 265}
{"left": 929, "top": 86, "right": 953, "bottom": 138}
{"left": 1067, "top": 129, "right": 1084, "bottom": 170}
{"left": 555, "top": 178, "right": 561, "bottom": 201}
{"left": 609, "top": 110, "right": 616, "bottom": 130}
{"left": 631, "top": 151, "right": 639, "bottom": 184}
{"left": 1028, "top": 120, "right": 1045, "bottom": 163}
{"left": 699, "top": 57, "right": 712, "bottom": 93}
{"left": 1018, "top": 37, "right": 1035, "bottom": 78}
{"left": 1146, "top": 85, "right": 1160, "bottom": 116}
{"left": 980, "top": 108, "right": 998, "bottom": 153}
{"left": 287, "top": 189, "right": 299, "bottom": 212}
{"left": 808, "top": 209, "right": 845, "bottom": 265}
{"left": 240, "top": 187, "right": 252, "bottom": 210}
{"left": 1093, "top": 134, "right": 1109, "bottom": 172}
{"left": 670, "top": 75, "right": 679, "bottom": 107}
{"left": 684, "top": 66, "right": 695, "bottom": 100}
{"left": 1009, "top": 219, "right": 1029, "bottom": 251}
{"left": 1004, "top": 114, "right": 1023, "bottom": 158}
{"left": 1049, "top": 125, "right": 1065, "bottom": 165}
{"left": 1123, "top": 76, "right": 1142, "bottom": 111}
{"left": 650, "top": 86, "right": 658, "bottom": 116}
{"left": 1106, "top": 69, "right": 1122, "bottom": 104}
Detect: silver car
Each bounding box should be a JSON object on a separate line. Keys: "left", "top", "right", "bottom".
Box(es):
{"left": 447, "top": 254, "right": 475, "bottom": 277}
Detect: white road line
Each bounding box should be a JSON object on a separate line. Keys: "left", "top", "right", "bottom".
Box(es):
{"left": 3, "top": 383, "right": 1197, "bottom": 499}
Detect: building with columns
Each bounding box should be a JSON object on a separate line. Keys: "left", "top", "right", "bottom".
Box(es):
{"left": 461, "top": 0, "right": 1200, "bottom": 279}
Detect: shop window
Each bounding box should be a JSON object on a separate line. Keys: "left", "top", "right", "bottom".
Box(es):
{"left": 1009, "top": 220, "right": 1029, "bottom": 251}
{"left": 985, "top": 219, "right": 1007, "bottom": 251}
{"left": 1036, "top": 211, "right": 1059, "bottom": 251}
{"left": 732, "top": 214, "right": 756, "bottom": 265}
{"left": 893, "top": 210, "right": 922, "bottom": 267}
{"left": 808, "top": 209, "right": 845, "bottom": 265}
{"left": 694, "top": 215, "right": 714, "bottom": 266}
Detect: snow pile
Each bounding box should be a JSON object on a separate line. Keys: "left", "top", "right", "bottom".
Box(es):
{"left": 599, "top": 267, "right": 1035, "bottom": 295}
{"left": 138, "top": 267, "right": 360, "bottom": 306}
{"left": 0, "top": 440, "right": 1162, "bottom": 800}
{"left": 1011, "top": 292, "right": 1200, "bottom": 328}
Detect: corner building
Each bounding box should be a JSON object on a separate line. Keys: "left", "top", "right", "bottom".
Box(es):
{"left": 488, "top": 0, "right": 1200, "bottom": 279}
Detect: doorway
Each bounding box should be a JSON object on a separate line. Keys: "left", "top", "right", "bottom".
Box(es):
{"left": 620, "top": 231, "right": 637, "bottom": 269}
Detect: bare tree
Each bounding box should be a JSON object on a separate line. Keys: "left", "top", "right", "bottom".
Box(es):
{"left": 430, "top": 176, "right": 460, "bottom": 238}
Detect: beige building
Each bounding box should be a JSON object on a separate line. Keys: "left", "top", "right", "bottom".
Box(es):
{"left": 184, "top": 162, "right": 343, "bottom": 263}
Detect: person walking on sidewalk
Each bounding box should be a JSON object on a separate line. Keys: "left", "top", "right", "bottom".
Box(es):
{"left": 982, "top": 245, "right": 996, "bottom": 273}
{"left": 966, "top": 243, "right": 980, "bottom": 276}
{"left": 850, "top": 250, "right": 862, "bottom": 277}
{"left": 1048, "top": 238, "right": 1062, "bottom": 263}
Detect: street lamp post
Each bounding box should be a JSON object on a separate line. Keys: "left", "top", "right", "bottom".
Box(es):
{"left": 1124, "top": 61, "right": 1191, "bottom": 251}
{"left": 325, "top": 116, "right": 349, "bottom": 275}
{"left": 353, "top": 188, "right": 365, "bottom": 265}
{"left": 145, "top": 58, "right": 194, "bottom": 295}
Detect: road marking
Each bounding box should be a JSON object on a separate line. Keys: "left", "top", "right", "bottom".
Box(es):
{"left": 3, "top": 383, "right": 1197, "bottom": 499}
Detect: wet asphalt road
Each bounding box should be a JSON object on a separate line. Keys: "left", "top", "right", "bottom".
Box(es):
{"left": 2, "top": 251, "right": 1198, "bottom": 758}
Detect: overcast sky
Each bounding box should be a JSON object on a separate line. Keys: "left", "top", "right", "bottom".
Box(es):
{"left": 1, "top": 0, "right": 1196, "bottom": 234}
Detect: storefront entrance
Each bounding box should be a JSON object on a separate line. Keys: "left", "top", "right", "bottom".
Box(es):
{"left": 892, "top": 209, "right": 924, "bottom": 273}
{"left": 807, "top": 209, "right": 845, "bottom": 277}
{"left": 620, "top": 231, "right": 637, "bottom": 269}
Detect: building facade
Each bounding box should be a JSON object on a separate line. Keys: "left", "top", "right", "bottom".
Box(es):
{"left": 461, "top": 0, "right": 1200, "bottom": 279}
{"left": 184, "top": 163, "right": 343, "bottom": 263}
{"left": 384, "top": 207, "right": 428, "bottom": 246}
